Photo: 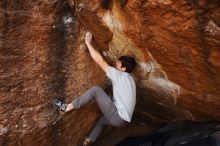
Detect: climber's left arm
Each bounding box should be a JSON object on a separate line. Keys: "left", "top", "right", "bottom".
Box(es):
{"left": 85, "top": 32, "right": 109, "bottom": 73}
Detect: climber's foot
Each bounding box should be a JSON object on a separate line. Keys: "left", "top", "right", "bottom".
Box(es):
{"left": 52, "top": 98, "right": 67, "bottom": 112}
{"left": 83, "top": 137, "right": 93, "bottom": 146}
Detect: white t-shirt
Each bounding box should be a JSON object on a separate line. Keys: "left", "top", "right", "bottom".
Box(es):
{"left": 106, "top": 66, "right": 136, "bottom": 122}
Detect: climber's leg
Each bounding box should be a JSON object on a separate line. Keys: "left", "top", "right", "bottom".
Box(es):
{"left": 54, "top": 85, "right": 125, "bottom": 143}
{"left": 88, "top": 116, "right": 110, "bottom": 142}
{"left": 72, "top": 86, "right": 114, "bottom": 119}
{"left": 72, "top": 85, "right": 125, "bottom": 124}
{"left": 53, "top": 86, "right": 113, "bottom": 114}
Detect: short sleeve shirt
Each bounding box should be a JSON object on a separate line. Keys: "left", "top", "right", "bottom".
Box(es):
{"left": 106, "top": 66, "right": 136, "bottom": 122}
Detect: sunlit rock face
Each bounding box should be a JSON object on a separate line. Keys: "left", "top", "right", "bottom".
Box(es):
{"left": 0, "top": 0, "right": 105, "bottom": 145}
{"left": 74, "top": 0, "right": 220, "bottom": 121}
{"left": 0, "top": 0, "right": 220, "bottom": 145}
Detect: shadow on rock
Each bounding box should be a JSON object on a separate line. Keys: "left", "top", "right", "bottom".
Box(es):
{"left": 117, "top": 120, "right": 220, "bottom": 146}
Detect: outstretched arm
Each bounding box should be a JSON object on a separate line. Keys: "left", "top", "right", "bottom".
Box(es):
{"left": 85, "top": 32, "right": 109, "bottom": 73}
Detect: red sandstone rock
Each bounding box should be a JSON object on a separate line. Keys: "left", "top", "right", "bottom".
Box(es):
{"left": 0, "top": 0, "right": 220, "bottom": 145}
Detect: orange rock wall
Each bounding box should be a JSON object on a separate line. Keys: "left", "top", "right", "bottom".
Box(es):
{"left": 0, "top": 0, "right": 220, "bottom": 145}
{"left": 0, "top": 1, "right": 105, "bottom": 145}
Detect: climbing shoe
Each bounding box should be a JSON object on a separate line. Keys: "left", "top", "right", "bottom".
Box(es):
{"left": 120, "top": 0, "right": 127, "bottom": 6}
{"left": 52, "top": 98, "right": 67, "bottom": 112}
{"left": 83, "top": 137, "right": 93, "bottom": 146}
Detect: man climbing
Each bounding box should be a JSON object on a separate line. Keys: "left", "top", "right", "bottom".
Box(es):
{"left": 52, "top": 32, "right": 136, "bottom": 146}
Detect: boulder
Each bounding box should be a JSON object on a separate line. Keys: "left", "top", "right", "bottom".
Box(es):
{"left": 0, "top": 0, "right": 219, "bottom": 145}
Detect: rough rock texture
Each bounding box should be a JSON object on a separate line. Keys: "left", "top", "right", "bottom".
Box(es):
{"left": 0, "top": 0, "right": 105, "bottom": 145}
{"left": 0, "top": 0, "right": 220, "bottom": 145}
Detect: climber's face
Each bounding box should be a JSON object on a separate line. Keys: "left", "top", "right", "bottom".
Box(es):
{"left": 116, "top": 61, "right": 126, "bottom": 72}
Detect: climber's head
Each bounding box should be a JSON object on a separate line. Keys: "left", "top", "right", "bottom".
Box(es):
{"left": 116, "top": 56, "right": 136, "bottom": 73}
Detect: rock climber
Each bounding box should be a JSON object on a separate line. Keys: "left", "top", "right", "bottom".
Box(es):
{"left": 52, "top": 31, "right": 136, "bottom": 146}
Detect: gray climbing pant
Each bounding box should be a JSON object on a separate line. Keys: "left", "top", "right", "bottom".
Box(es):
{"left": 72, "top": 86, "right": 126, "bottom": 142}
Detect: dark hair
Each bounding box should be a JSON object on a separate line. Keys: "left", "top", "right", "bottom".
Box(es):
{"left": 119, "top": 56, "right": 136, "bottom": 73}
